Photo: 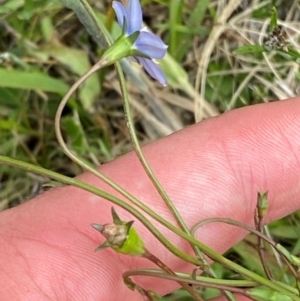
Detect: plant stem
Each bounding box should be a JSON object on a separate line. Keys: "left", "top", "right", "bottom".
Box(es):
{"left": 115, "top": 61, "right": 236, "bottom": 300}
{"left": 0, "top": 155, "right": 198, "bottom": 265}
{"left": 1, "top": 156, "right": 300, "bottom": 300}
{"left": 143, "top": 249, "right": 205, "bottom": 301}
{"left": 124, "top": 268, "right": 254, "bottom": 292}
{"left": 53, "top": 60, "right": 203, "bottom": 266}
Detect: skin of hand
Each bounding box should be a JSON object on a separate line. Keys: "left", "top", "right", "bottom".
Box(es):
{"left": 0, "top": 97, "right": 300, "bottom": 301}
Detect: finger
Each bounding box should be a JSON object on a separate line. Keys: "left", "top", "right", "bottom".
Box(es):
{"left": 85, "top": 96, "right": 300, "bottom": 252}
{"left": 1, "top": 98, "right": 300, "bottom": 301}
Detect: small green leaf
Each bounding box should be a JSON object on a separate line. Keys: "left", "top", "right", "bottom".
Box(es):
{"left": 277, "top": 244, "right": 300, "bottom": 267}
{"left": 57, "top": 0, "right": 109, "bottom": 49}
{"left": 40, "top": 16, "right": 55, "bottom": 42}
{"left": 234, "top": 45, "right": 266, "bottom": 54}
{"left": 278, "top": 47, "right": 300, "bottom": 61}
{"left": 270, "top": 225, "right": 299, "bottom": 239}
{"left": 0, "top": 68, "right": 68, "bottom": 93}
{"left": 24, "top": 0, "right": 34, "bottom": 11}
{"left": 63, "top": 116, "right": 86, "bottom": 152}
{"left": 159, "top": 53, "right": 189, "bottom": 88}
{"left": 0, "top": 0, "right": 23, "bottom": 14}
{"left": 269, "top": 6, "right": 278, "bottom": 32}
{"left": 0, "top": 118, "right": 28, "bottom": 133}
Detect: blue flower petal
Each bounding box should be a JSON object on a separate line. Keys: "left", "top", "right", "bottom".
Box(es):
{"left": 135, "top": 57, "right": 167, "bottom": 86}
{"left": 112, "top": 1, "right": 168, "bottom": 86}
{"left": 112, "top": 1, "right": 128, "bottom": 30}
{"left": 135, "top": 30, "right": 168, "bottom": 59}
{"left": 127, "top": 0, "right": 143, "bottom": 34}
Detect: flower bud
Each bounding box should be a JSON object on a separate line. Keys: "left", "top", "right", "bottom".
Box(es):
{"left": 92, "top": 208, "right": 146, "bottom": 256}
{"left": 257, "top": 190, "right": 268, "bottom": 219}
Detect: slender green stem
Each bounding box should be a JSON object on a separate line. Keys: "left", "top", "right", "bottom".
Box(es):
{"left": 0, "top": 155, "right": 197, "bottom": 265}
{"left": 53, "top": 56, "right": 208, "bottom": 270}
{"left": 52, "top": 50, "right": 229, "bottom": 300}
{"left": 115, "top": 61, "right": 199, "bottom": 249}
{"left": 1, "top": 155, "right": 300, "bottom": 300}
{"left": 74, "top": 1, "right": 232, "bottom": 298}
{"left": 115, "top": 61, "right": 236, "bottom": 300}
{"left": 58, "top": 2, "right": 227, "bottom": 298}
{"left": 124, "top": 268, "right": 251, "bottom": 293}
{"left": 137, "top": 269, "right": 258, "bottom": 288}
{"left": 192, "top": 217, "right": 299, "bottom": 283}
{"left": 53, "top": 59, "right": 203, "bottom": 266}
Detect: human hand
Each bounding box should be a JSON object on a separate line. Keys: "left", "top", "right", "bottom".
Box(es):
{"left": 1, "top": 98, "right": 300, "bottom": 301}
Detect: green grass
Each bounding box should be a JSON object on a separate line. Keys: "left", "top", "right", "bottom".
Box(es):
{"left": 1, "top": 0, "right": 300, "bottom": 300}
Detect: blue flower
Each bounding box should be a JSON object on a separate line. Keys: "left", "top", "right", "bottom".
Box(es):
{"left": 112, "top": 0, "right": 168, "bottom": 86}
